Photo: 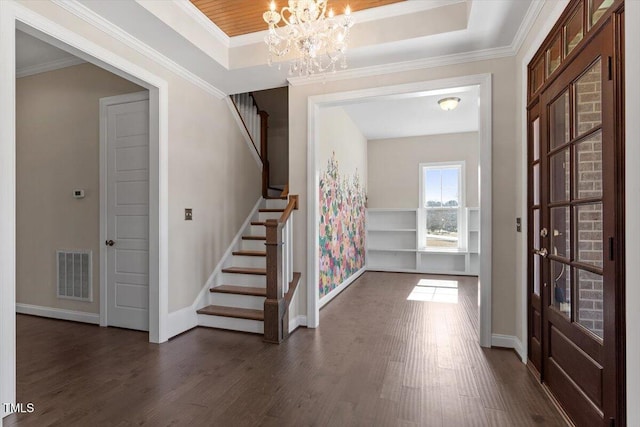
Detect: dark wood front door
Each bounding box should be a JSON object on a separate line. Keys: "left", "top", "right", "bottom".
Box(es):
{"left": 528, "top": 9, "right": 625, "bottom": 426}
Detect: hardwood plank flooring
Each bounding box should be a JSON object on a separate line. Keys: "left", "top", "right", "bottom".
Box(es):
{"left": 4, "top": 272, "right": 566, "bottom": 426}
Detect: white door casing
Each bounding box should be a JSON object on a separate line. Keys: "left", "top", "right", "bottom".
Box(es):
{"left": 101, "top": 92, "right": 150, "bottom": 331}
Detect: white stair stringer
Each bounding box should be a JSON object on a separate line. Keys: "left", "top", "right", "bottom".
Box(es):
{"left": 194, "top": 196, "right": 291, "bottom": 335}
{"left": 194, "top": 197, "right": 268, "bottom": 334}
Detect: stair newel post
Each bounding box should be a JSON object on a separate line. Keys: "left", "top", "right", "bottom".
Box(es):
{"left": 264, "top": 218, "right": 284, "bottom": 343}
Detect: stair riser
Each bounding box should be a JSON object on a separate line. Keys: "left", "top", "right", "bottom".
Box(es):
{"left": 198, "top": 314, "right": 264, "bottom": 334}
{"left": 232, "top": 256, "right": 266, "bottom": 269}
{"left": 265, "top": 199, "right": 288, "bottom": 209}
{"left": 250, "top": 225, "right": 266, "bottom": 235}
{"left": 219, "top": 273, "right": 266, "bottom": 286}
{"left": 258, "top": 211, "right": 282, "bottom": 221}
{"left": 241, "top": 240, "right": 266, "bottom": 251}
{"left": 210, "top": 293, "right": 265, "bottom": 310}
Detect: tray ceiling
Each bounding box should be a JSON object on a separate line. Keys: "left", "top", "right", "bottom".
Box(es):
{"left": 190, "top": 0, "right": 405, "bottom": 37}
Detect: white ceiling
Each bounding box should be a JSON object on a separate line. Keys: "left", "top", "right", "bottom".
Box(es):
{"left": 53, "top": 0, "right": 537, "bottom": 95}
{"left": 16, "top": 30, "right": 81, "bottom": 73}
{"left": 342, "top": 86, "right": 479, "bottom": 140}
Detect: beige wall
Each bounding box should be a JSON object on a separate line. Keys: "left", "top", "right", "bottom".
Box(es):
{"left": 290, "top": 56, "right": 518, "bottom": 336}
{"left": 367, "top": 132, "right": 479, "bottom": 209}
{"left": 16, "top": 63, "right": 143, "bottom": 314}
{"left": 17, "top": 1, "right": 262, "bottom": 314}
{"left": 318, "top": 106, "right": 368, "bottom": 182}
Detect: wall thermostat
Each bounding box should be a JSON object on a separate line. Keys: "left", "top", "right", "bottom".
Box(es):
{"left": 73, "top": 189, "right": 85, "bottom": 199}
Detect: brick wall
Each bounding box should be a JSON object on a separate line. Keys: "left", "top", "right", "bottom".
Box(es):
{"left": 575, "top": 60, "right": 603, "bottom": 338}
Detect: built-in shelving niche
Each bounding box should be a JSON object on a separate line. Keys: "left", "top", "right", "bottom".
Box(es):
{"left": 366, "top": 208, "right": 479, "bottom": 276}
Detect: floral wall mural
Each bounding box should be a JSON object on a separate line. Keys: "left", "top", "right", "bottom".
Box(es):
{"left": 319, "top": 152, "right": 366, "bottom": 299}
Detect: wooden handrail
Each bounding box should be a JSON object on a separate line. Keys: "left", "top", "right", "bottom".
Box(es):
{"left": 263, "top": 194, "right": 299, "bottom": 344}
{"left": 279, "top": 195, "right": 298, "bottom": 223}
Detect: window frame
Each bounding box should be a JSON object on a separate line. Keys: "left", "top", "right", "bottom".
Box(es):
{"left": 418, "top": 161, "right": 466, "bottom": 251}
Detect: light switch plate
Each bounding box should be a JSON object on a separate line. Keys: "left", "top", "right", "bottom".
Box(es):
{"left": 185, "top": 208, "right": 193, "bottom": 221}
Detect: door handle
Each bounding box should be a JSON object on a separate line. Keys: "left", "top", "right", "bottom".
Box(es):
{"left": 105, "top": 240, "right": 115, "bottom": 247}
{"left": 535, "top": 248, "right": 548, "bottom": 257}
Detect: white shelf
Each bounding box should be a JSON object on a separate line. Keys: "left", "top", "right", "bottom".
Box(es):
{"left": 366, "top": 208, "right": 479, "bottom": 276}
{"left": 368, "top": 228, "right": 417, "bottom": 232}
{"left": 369, "top": 248, "right": 417, "bottom": 252}
{"left": 367, "top": 209, "right": 417, "bottom": 230}
{"left": 367, "top": 250, "right": 417, "bottom": 270}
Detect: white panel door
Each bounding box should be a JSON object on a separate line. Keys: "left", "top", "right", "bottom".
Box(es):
{"left": 106, "top": 98, "right": 149, "bottom": 331}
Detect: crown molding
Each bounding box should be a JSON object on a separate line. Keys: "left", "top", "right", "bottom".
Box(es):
{"left": 16, "top": 55, "right": 86, "bottom": 78}
{"left": 171, "top": 0, "right": 230, "bottom": 48}
{"left": 510, "top": 0, "right": 545, "bottom": 55}
{"left": 287, "top": 45, "right": 514, "bottom": 86}
{"left": 230, "top": 0, "right": 465, "bottom": 48}
{"left": 51, "top": 0, "right": 226, "bottom": 99}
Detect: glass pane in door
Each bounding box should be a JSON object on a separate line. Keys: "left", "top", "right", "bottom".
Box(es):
{"left": 576, "top": 203, "right": 603, "bottom": 268}
{"left": 550, "top": 206, "right": 571, "bottom": 259}
{"left": 552, "top": 260, "right": 571, "bottom": 318}
{"left": 575, "top": 59, "right": 602, "bottom": 136}
{"left": 550, "top": 149, "right": 570, "bottom": 202}
{"left": 565, "top": 5, "right": 584, "bottom": 56}
{"left": 576, "top": 268, "right": 604, "bottom": 338}
{"left": 574, "top": 131, "right": 603, "bottom": 199}
{"left": 547, "top": 34, "right": 562, "bottom": 77}
{"left": 590, "top": 0, "right": 614, "bottom": 27}
{"left": 532, "top": 118, "right": 541, "bottom": 161}
{"left": 550, "top": 92, "right": 570, "bottom": 149}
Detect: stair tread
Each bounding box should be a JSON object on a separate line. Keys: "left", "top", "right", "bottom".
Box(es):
{"left": 197, "top": 305, "right": 264, "bottom": 321}
{"left": 232, "top": 250, "right": 266, "bottom": 257}
{"left": 259, "top": 208, "right": 285, "bottom": 212}
{"left": 251, "top": 221, "right": 266, "bottom": 226}
{"left": 222, "top": 267, "right": 266, "bottom": 275}
{"left": 242, "top": 235, "right": 266, "bottom": 240}
{"left": 210, "top": 285, "right": 266, "bottom": 297}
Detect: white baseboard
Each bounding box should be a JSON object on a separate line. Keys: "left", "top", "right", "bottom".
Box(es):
{"left": 319, "top": 267, "right": 366, "bottom": 309}
{"left": 16, "top": 303, "right": 99, "bottom": 325}
{"left": 289, "top": 315, "right": 307, "bottom": 333}
{"left": 492, "top": 334, "right": 526, "bottom": 362}
{"left": 167, "top": 305, "right": 198, "bottom": 339}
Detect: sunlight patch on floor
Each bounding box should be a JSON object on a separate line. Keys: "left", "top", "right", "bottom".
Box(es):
{"left": 407, "top": 279, "right": 459, "bottom": 303}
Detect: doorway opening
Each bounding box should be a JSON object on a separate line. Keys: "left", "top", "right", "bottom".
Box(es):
{"left": 306, "top": 74, "right": 493, "bottom": 348}
{"left": 1, "top": 6, "right": 170, "bottom": 415}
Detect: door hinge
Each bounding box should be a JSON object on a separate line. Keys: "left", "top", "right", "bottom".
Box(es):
{"left": 609, "top": 237, "right": 615, "bottom": 261}
{"left": 608, "top": 56, "right": 613, "bottom": 80}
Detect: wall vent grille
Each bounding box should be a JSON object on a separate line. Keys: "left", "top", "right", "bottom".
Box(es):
{"left": 57, "top": 250, "right": 92, "bottom": 301}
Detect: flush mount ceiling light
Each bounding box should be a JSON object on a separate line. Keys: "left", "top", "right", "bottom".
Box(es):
{"left": 438, "top": 97, "right": 461, "bottom": 111}
{"left": 263, "top": 0, "right": 354, "bottom": 77}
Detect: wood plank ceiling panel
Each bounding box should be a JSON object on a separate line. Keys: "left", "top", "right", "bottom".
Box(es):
{"left": 190, "top": 0, "right": 406, "bottom": 37}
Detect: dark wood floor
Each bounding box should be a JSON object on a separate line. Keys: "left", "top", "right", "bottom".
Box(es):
{"left": 5, "top": 272, "right": 566, "bottom": 426}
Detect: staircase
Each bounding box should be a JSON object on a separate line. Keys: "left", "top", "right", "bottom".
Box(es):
{"left": 197, "top": 93, "right": 298, "bottom": 342}
{"left": 197, "top": 198, "right": 283, "bottom": 333}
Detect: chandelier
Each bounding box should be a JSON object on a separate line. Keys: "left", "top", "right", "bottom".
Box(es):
{"left": 263, "top": 0, "right": 354, "bottom": 77}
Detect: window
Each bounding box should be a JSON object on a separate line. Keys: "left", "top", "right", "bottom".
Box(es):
{"left": 420, "top": 162, "right": 465, "bottom": 249}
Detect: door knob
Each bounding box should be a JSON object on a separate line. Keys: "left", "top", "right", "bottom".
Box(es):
{"left": 105, "top": 240, "right": 115, "bottom": 247}
{"left": 535, "top": 248, "right": 548, "bottom": 257}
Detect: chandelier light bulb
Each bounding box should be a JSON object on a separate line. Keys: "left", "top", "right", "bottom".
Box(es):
{"left": 263, "top": 0, "right": 354, "bottom": 77}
